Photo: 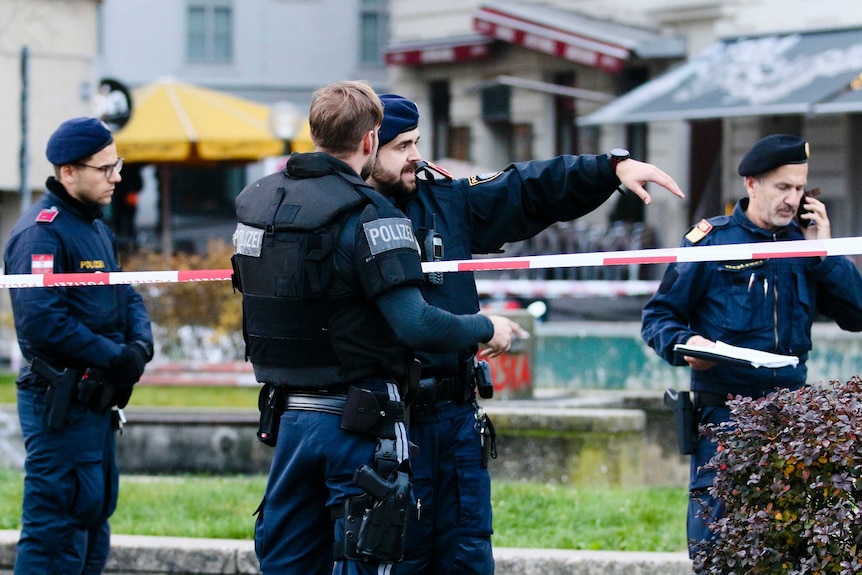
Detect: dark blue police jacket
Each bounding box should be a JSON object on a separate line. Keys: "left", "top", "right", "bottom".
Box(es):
{"left": 397, "top": 154, "right": 620, "bottom": 376}
{"left": 642, "top": 199, "right": 862, "bottom": 398}
{"left": 4, "top": 178, "right": 152, "bottom": 380}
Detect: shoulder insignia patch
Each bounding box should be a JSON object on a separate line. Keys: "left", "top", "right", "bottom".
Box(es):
{"left": 423, "top": 161, "right": 453, "bottom": 180}
{"left": 363, "top": 217, "right": 419, "bottom": 256}
{"left": 468, "top": 171, "right": 504, "bottom": 186}
{"left": 35, "top": 206, "right": 59, "bottom": 223}
{"left": 31, "top": 254, "right": 54, "bottom": 274}
{"left": 684, "top": 219, "right": 713, "bottom": 244}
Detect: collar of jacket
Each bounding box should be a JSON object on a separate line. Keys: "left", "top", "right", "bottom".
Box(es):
{"left": 45, "top": 177, "right": 104, "bottom": 222}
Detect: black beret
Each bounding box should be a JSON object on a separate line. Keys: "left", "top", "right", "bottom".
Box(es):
{"left": 46, "top": 117, "right": 114, "bottom": 166}
{"left": 737, "top": 134, "right": 809, "bottom": 177}
{"left": 379, "top": 94, "right": 419, "bottom": 147}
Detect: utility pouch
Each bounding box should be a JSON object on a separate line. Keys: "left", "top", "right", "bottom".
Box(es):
{"left": 76, "top": 369, "right": 102, "bottom": 406}
{"left": 410, "top": 378, "right": 437, "bottom": 418}
{"left": 341, "top": 387, "right": 404, "bottom": 438}
{"left": 664, "top": 388, "right": 696, "bottom": 455}
{"left": 257, "top": 383, "right": 282, "bottom": 447}
{"left": 475, "top": 359, "right": 494, "bottom": 399}
{"left": 31, "top": 357, "right": 78, "bottom": 431}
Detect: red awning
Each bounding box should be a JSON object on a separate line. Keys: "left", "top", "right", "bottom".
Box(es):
{"left": 385, "top": 35, "right": 495, "bottom": 66}
{"left": 473, "top": 4, "right": 627, "bottom": 73}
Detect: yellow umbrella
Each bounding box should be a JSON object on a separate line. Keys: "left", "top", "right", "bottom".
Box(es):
{"left": 114, "top": 78, "right": 285, "bottom": 163}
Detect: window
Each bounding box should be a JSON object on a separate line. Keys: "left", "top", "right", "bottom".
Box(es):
{"left": 187, "top": 0, "right": 233, "bottom": 63}
{"left": 359, "top": 0, "right": 388, "bottom": 68}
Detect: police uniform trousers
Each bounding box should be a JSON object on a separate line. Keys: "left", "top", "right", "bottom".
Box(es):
{"left": 15, "top": 386, "right": 118, "bottom": 575}
{"left": 397, "top": 398, "right": 493, "bottom": 575}
{"left": 686, "top": 405, "right": 727, "bottom": 559}
{"left": 254, "top": 378, "right": 408, "bottom": 575}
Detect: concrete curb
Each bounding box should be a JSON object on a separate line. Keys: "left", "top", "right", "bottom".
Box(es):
{"left": 0, "top": 530, "right": 692, "bottom": 574}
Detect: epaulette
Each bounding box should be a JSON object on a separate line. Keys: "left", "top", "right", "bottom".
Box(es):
{"left": 684, "top": 219, "right": 713, "bottom": 244}
{"left": 35, "top": 206, "right": 59, "bottom": 224}
{"left": 417, "top": 161, "right": 453, "bottom": 181}
{"left": 468, "top": 171, "right": 504, "bottom": 186}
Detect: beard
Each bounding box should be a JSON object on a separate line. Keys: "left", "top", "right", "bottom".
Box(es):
{"left": 360, "top": 155, "right": 376, "bottom": 180}
{"left": 370, "top": 162, "right": 417, "bottom": 202}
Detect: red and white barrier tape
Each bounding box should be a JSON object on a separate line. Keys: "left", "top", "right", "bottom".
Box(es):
{"left": 474, "top": 279, "right": 660, "bottom": 298}
{"left": 1, "top": 237, "right": 861, "bottom": 290}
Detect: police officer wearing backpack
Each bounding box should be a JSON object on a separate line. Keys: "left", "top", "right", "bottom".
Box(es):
{"left": 4, "top": 117, "right": 153, "bottom": 574}
{"left": 366, "top": 94, "right": 685, "bottom": 575}
{"left": 231, "top": 81, "right": 521, "bottom": 575}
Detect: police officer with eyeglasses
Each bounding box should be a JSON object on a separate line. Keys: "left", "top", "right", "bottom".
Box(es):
{"left": 3, "top": 117, "right": 153, "bottom": 574}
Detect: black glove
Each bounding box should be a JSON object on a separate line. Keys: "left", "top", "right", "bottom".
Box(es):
{"left": 108, "top": 341, "right": 151, "bottom": 385}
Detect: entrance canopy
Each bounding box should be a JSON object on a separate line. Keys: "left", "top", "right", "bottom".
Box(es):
{"left": 579, "top": 27, "right": 862, "bottom": 126}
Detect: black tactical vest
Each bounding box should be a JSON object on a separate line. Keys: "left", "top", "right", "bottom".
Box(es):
{"left": 232, "top": 158, "right": 419, "bottom": 388}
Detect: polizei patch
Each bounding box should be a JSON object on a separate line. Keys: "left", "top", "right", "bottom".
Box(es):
{"left": 363, "top": 217, "right": 419, "bottom": 256}
{"left": 233, "top": 223, "right": 264, "bottom": 257}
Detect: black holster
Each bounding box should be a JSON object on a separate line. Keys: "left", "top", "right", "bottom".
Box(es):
{"left": 257, "top": 383, "right": 283, "bottom": 447}
{"left": 31, "top": 358, "right": 77, "bottom": 431}
{"left": 340, "top": 465, "right": 411, "bottom": 563}
{"left": 664, "top": 388, "right": 697, "bottom": 455}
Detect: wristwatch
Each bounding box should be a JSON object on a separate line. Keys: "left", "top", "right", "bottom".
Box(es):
{"left": 607, "top": 148, "right": 631, "bottom": 173}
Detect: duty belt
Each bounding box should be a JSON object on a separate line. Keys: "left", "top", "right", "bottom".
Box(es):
{"left": 434, "top": 375, "right": 465, "bottom": 401}
{"left": 278, "top": 392, "right": 347, "bottom": 415}
{"left": 278, "top": 388, "right": 405, "bottom": 439}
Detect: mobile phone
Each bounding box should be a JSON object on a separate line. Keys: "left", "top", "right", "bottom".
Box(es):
{"left": 796, "top": 187, "right": 821, "bottom": 225}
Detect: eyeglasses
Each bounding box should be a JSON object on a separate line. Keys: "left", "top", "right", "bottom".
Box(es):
{"left": 74, "top": 157, "right": 124, "bottom": 179}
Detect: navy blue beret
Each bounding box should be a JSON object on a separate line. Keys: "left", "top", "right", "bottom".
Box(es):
{"left": 46, "top": 117, "right": 114, "bottom": 166}
{"left": 738, "top": 134, "right": 809, "bottom": 177}
{"left": 379, "top": 94, "right": 419, "bottom": 147}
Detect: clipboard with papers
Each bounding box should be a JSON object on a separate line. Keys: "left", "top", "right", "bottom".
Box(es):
{"left": 673, "top": 341, "right": 799, "bottom": 369}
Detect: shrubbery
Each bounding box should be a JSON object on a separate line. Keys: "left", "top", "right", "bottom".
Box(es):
{"left": 695, "top": 376, "right": 862, "bottom": 574}
{"left": 123, "top": 239, "right": 243, "bottom": 361}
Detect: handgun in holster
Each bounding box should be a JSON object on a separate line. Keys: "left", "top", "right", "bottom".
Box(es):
{"left": 30, "top": 357, "right": 78, "bottom": 431}
{"left": 664, "top": 388, "right": 697, "bottom": 455}
{"left": 351, "top": 464, "right": 411, "bottom": 562}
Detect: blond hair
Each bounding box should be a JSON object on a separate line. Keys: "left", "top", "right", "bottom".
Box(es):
{"left": 309, "top": 80, "right": 382, "bottom": 156}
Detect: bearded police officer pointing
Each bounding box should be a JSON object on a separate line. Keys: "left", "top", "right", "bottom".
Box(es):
{"left": 367, "top": 94, "right": 685, "bottom": 575}
{"left": 642, "top": 134, "right": 862, "bottom": 560}
{"left": 231, "top": 81, "right": 519, "bottom": 575}
{"left": 4, "top": 117, "right": 154, "bottom": 574}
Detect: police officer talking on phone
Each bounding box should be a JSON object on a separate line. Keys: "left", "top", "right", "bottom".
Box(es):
{"left": 641, "top": 134, "right": 862, "bottom": 559}
{"left": 3, "top": 117, "right": 154, "bottom": 574}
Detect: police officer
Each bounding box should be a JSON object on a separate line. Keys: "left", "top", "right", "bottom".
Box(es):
{"left": 641, "top": 134, "right": 862, "bottom": 558}
{"left": 231, "top": 81, "right": 520, "bottom": 575}
{"left": 3, "top": 117, "right": 154, "bottom": 574}
{"left": 366, "top": 94, "right": 685, "bottom": 575}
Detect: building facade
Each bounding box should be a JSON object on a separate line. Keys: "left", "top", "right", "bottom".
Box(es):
{"left": 384, "top": 0, "right": 862, "bottom": 249}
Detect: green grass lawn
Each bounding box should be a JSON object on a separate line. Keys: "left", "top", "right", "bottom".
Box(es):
{"left": 0, "top": 469, "right": 687, "bottom": 551}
